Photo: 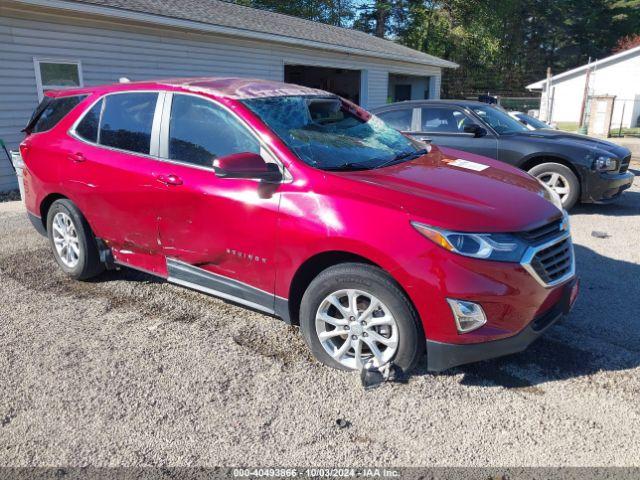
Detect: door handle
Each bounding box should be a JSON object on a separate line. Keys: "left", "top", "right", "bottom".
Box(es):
{"left": 67, "top": 152, "right": 85, "bottom": 163}
{"left": 419, "top": 137, "right": 432, "bottom": 143}
{"left": 155, "top": 174, "right": 183, "bottom": 186}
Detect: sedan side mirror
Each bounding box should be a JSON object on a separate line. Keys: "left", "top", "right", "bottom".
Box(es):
{"left": 463, "top": 124, "right": 488, "bottom": 137}
{"left": 213, "top": 152, "right": 282, "bottom": 182}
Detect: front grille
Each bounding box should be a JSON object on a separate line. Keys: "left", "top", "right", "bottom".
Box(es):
{"left": 519, "top": 218, "right": 563, "bottom": 245}
{"left": 620, "top": 154, "right": 631, "bottom": 173}
{"left": 530, "top": 238, "right": 573, "bottom": 284}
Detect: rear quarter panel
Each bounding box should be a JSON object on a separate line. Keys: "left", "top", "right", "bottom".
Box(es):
{"left": 21, "top": 95, "right": 96, "bottom": 219}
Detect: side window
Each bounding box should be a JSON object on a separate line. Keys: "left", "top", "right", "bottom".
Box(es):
{"left": 420, "top": 107, "right": 472, "bottom": 133}
{"left": 30, "top": 95, "right": 86, "bottom": 133}
{"left": 167, "top": 94, "right": 260, "bottom": 167}
{"left": 99, "top": 93, "right": 158, "bottom": 155}
{"left": 75, "top": 98, "right": 103, "bottom": 143}
{"left": 377, "top": 109, "right": 412, "bottom": 131}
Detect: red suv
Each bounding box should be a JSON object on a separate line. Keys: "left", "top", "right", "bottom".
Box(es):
{"left": 20, "top": 78, "right": 579, "bottom": 374}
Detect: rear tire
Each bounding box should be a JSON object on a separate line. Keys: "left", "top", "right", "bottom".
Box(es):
{"left": 46, "top": 199, "right": 104, "bottom": 280}
{"left": 528, "top": 162, "right": 580, "bottom": 209}
{"left": 299, "top": 263, "right": 424, "bottom": 373}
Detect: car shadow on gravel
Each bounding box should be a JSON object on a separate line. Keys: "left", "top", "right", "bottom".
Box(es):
{"left": 419, "top": 244, "right": 640, "bottom": 390}
{"left": 93, "top": 266, "right": 165, "bottom": 285}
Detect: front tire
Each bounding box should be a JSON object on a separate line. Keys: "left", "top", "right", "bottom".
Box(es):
{"left": 299, "top": 263, "right": 424, "bottom": 373}
{"left": 528, "top": 162, "right": 580, "bottom": 209}
{"left": 47, "top": 199, "right": 104, "bottom": 280}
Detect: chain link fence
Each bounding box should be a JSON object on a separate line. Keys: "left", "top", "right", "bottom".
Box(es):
{"left": 610, "top": 97, "right": 640, "bottom": 137}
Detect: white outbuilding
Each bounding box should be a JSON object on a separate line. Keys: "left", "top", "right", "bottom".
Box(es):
{"left": 527, "top": 45, "right": 640, "bottom": 131}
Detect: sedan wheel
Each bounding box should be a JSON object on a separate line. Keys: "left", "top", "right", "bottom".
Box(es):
{"left": 538, "top": 172, "right": 570, "bottom": 203}
{"left": 528, "top": 162, "right": 580, "bottom": 209}
{"left": 51, "top": 211, "right": 81, "bottom": 268}
{"left": 315, "top": 289, "right": 399, "bottom": 370}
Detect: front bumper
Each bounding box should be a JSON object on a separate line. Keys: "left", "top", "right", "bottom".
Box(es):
{"left": 426, "top": 277, "right": 578, "bottom": 372}
{"left": 582, "top": 169, "right": 634, "bottom": 203}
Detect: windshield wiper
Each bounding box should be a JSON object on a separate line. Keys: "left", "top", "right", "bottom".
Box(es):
{"left": 375, "top": 148, "right": 429, "bottom": 169}
{"left": 322, "top": 148, "right": 429, "bottom": 172}
{"left": 323, "top": 161, "right": 375, "bottom": 171}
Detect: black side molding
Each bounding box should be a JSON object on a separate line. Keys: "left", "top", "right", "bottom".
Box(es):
{"left": 166, "top": 258, "right": 282, "bottom": 316}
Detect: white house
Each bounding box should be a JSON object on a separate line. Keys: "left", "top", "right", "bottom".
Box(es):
{"left": 0, "top": 0, "right": 457, "bottom": 193}
{"left": 526, "top": 45, "right": 640, "bottom": 130}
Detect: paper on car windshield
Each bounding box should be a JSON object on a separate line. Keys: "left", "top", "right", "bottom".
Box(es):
{"left": 449, "top": 159, "right": 489, "bottom": 171}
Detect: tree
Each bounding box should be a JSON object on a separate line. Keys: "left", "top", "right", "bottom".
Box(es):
{"left": 353, "top": 0, "right": 398, "bottom": 37}
{"left": 391, "top": 0, "right": 640, "bottom": 97}
{"left": 231, "top": 0, "right": 640, "bottom": 96}
{"left": 613, "top": 33, "right": 640, "bottom": 51}
{"left": 231, "top": 0, "right": 356, "bottom": 27}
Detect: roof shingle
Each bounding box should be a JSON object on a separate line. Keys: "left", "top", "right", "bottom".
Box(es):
{"left": 67, "top": 0, "right": 457, "bottom": 68}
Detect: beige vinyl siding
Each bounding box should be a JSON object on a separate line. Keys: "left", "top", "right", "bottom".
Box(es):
{"left": 0, "top": 2, "right": 442, "bottom": 191}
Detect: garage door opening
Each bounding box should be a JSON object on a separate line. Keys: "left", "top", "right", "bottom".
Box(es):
{"left": 388, "top": 73, "right": 433, "bottom": 102}
{"left": 284, "top": 65, "right": 361, "bottom": 105}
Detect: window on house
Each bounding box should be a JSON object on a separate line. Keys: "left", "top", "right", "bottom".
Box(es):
{"left": 34, "top": 59, "right": 83, "bottom": 101}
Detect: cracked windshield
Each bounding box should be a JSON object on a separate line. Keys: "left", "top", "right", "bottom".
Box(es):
{"left": 243, "top": 96, "right": 422, "bottom": 170}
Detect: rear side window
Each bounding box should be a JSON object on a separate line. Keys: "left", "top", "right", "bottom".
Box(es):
{"left": 377, "top": 109, "right": 412, "bottom": 131}
{"left": 75, "top": 98, "right": 103, "bottom": 143}
{"left": 420, "top": 107, "right": 473, "bottom": 133}
{"left": 99, "top": 93, "right": 158, "bottom": 155}
{"left": 27, "top": 95, "right": 86, "bottom": 134}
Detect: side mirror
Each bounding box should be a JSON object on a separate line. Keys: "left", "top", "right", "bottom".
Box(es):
{"left": 463, "top": 124, "right": 487, "bottom": 137}
{"left": 213, "top": 152, "right": 282, "bottom": 182}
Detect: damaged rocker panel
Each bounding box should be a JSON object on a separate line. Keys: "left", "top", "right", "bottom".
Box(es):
{"left": 166, "top": 258, "right": 290, "bottom": 321}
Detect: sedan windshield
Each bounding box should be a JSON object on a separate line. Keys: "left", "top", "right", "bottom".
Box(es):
{"left": 516, "top": 113, "right": 552, "bottom": 130}
{"left": 242, "top": 96, "right": 421, "bottom": 170}
{"left": 471, "top": 105, "right": 529, "bottom": 135}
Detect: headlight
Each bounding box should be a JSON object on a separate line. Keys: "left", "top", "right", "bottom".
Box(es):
{"left": 592, "top": 154, "right": 618, "bottom": 172}
{"left": 411, "top": 222, "right": 528, "bottom": 262}
{"left": 538, "top": 178, "right": 564, "bottom": 211}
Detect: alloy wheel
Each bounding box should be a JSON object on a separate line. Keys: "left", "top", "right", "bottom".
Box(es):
{"left": 315, "top": 289, "right": 399, "bottom": 370}
{"left": 52, "top": 212, "right": 81, "bottom": 268}
{"left": 538, "top": 172, "right": 570, "bottom": 203}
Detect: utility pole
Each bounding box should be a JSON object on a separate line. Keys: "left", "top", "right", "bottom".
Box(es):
{"left": 578, "top": 58, "right": 592, "bottom": 130}
{"left": 544, "top": 67, "right": 552, "bottom": 122}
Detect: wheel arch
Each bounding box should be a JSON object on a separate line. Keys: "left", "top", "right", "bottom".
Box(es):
{"left": 285, "top": 250, "right": 419, "bottom": 327}
{"left": 519, "top": 155, "right": 582, "bottom": 183}
{"left": 39, "top": 193, "right": 69, "bottom": 231}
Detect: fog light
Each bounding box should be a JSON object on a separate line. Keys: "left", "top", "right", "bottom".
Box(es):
{"left": 446, "top": 299, "right": 487, "bottom": 333}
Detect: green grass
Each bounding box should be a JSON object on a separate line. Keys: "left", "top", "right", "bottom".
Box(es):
{"left": 556, "top": 122, "right": 580, "bottom": 132}
{"left": 556, "top": 122, "right": 640, "bottom": 137}
{"left": 610, "top": 127, "right": 640, "bottom": 137}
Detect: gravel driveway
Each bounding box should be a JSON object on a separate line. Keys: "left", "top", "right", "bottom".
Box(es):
{"left": 0, "top": 173, "right": 639, "bottom": 468}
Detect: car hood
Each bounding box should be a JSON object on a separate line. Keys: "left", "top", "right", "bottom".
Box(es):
{"left": 333, "top": 146, "right": 562, "bottom": 233}
{"left": 509, "top": 129, "right": 631, "bottom": 158}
